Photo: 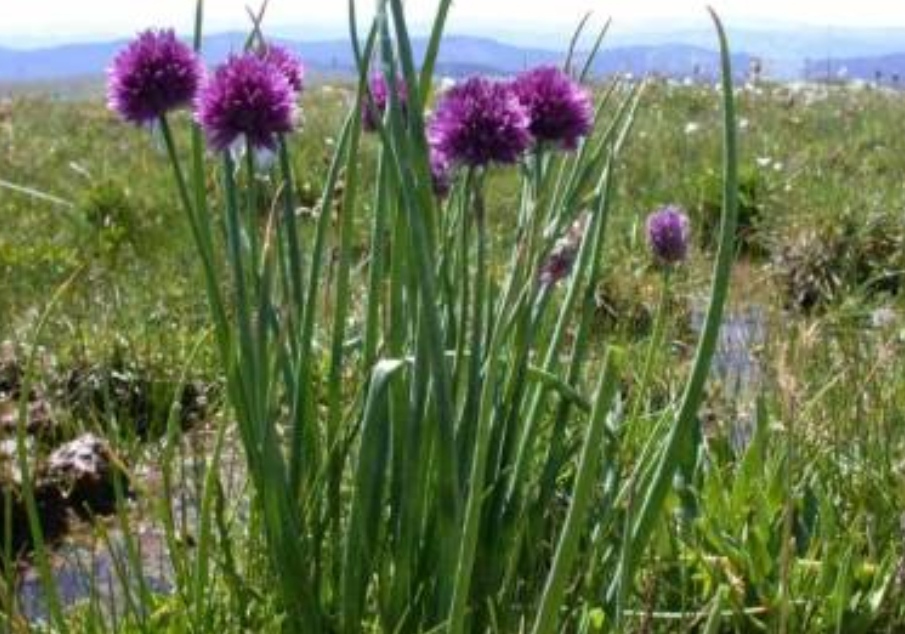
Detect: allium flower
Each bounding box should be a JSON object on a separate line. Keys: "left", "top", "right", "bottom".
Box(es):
{"left": 362, "top": 74, "right": 407, "bottom": 131}
{"left": 195, "top": 53, "right": 296, "bottom": 152}
{"left": 107, "top": 29, "right": 203, "bottom": 125}
{"left": 428, "top": 77, "right": 531, "bottom": 168}
{"left": 512, "top": 66, "right": 593, "bottom": 150}
{"left": 429, "top": 149, "right": 453, "bottom": 199}
{"left": 646, "top": 205, "right": 691, "bottom": 265}
{"left": 539, "top": 213, "right": 588, "bottom": 286}
{"left": 259, "top": 44, "right": 305, "bottom": 94}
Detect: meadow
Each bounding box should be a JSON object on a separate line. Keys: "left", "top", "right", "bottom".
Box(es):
{"left": 1, "top": 3, "right": 905, "bottom": 632}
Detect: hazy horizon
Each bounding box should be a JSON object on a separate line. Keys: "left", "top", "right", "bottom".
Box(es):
{"left": 4, "top": 0, "right": 905, "bottom": 49}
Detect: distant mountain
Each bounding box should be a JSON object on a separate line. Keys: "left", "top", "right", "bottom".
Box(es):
{"left": 420, "top": 37, "right": 751, "bottom": 80}
{"left": 606, "top": 25, "right": 905, "bottom": 59}
{"left": 0, "top": 33, "right": 751, "bottom": 84}
{"left": 0, "top": 41, "right": 122, "bottom": 81}
{"left": 5, "top": 20, "right": 905, "bottom": 84}
{"left": 7, "top": 27, "right": 905, "bottom": 86}
{"left": 804, "top": 54, "right": 905, "bottom": 83}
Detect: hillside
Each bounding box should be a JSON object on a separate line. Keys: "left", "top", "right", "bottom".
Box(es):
{"left": 0, "top": 34, "right": 750, "bottom": 83}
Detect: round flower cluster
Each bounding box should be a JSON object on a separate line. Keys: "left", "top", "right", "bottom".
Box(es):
{"left": 427, "top": 66, "right": 593, "bottom": 175}
{"left": 195, "top": 53, "right": 297, "bottom": 152}
{"left": 428, "top": 77, "right": 531, "bottom": 169}
{"left": 259, "top": 44, "right": 306, "bottom": 94}
{"left": 512, "top": 66, "right": 593, "bottom": 150}
{"left": 108, "top": 29, "right": 595, "bottom": 166}
{"left": 107, "top": 29, "right": 203, "bottom": 125}
{"left": 108, "top": 31, "right": 306, "bottom": 152}
{"left": 646, "top": 205, "right": 691, "bottom": 265}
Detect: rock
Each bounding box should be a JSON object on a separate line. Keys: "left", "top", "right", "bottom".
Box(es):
{"left": 0, "top": 434, "right": 132, "bottom": 558}
{"left": 0, "top": 439, "right": 68, "bottom": 557}
{"left": 0, "top": 396, "right": 59, "bottom": 443}
{"left": 178, "top": 380, "right": 212, "bottom": 430}
{"left": 41, "top": 434, "right": 130, "bottom": 518}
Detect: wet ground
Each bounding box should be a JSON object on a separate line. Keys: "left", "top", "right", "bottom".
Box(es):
{"left": 10, "top": 421, "right": 246, "bottom": 625}
{"left": 693, "top": 304, "right": 768, "bottom": 450}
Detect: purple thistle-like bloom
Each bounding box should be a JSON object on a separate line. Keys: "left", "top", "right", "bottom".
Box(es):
{"left": 195, "top": 53, "right": 296, "bottom": 152}
{"left": 260, "top": 44, "right": 305, "bottom": 94}
{"left": 429, "top": 149, "right": 453, "bottom": 199}
{"left": 362, "top": 74, "right": 408, "bottom": 131}
{"left": 428, "top": 77, "right": 531, "bottom": 168}
{"left": 107, "top": 29, "right": 203, "bottom": 125}
{"left": 513, "top": 66, "right": 593, "bottom": 150}
{"left": 646, "top": 205, "right": 691, "bottom": 265}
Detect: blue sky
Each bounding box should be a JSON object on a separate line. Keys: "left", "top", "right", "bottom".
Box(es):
{"left": 4, "top": 0, "right": 905, "bottom": 44}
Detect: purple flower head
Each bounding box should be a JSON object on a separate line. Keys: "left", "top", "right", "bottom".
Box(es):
{"left": 362, "top": 74, "right": 408, "bottom": 132}
{"left": 513, "top": 66, "right": 593, "bottom": 150}
{"left": 259, "top": 44, "right": 305, "bottom": 94}
{"left": 429, "top": 149, "right": 453, "bottom": 199}
{"left": 428, "top": 77, "right": 532, "bottom": 168}
{"left": 195, "top": 53, "right": 296, "bottom": 152}
{"left": 646, "top": 205, "right": 691, "bottom": 265}
{"left": 107, "top": 29, "right": 203, "bottom": 125}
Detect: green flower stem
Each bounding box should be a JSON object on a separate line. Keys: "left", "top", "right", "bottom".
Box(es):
{"left": 447, "top": 198, "right": 505, "bottom": 631}
{"left": 452, "top": 182, "right": 472, "bottom": 403}
{"left": 629, "top": 269, "right": 672, "bottom": 423}
{"left": 244, "top": 145, "right": 262, "bottom": 279}
{"left": 158, "top": 115, "right": 230, "bottom": 360}
{"left": 222, "top": 152, "right": 259, "bottom": 427}
{"left": 607, "top": 7, "right": 739, "bottom": 611}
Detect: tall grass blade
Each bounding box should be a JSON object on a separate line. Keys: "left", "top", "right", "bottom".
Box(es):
{"left": 609, "top": 6, "right": 739, "bottom": 611}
